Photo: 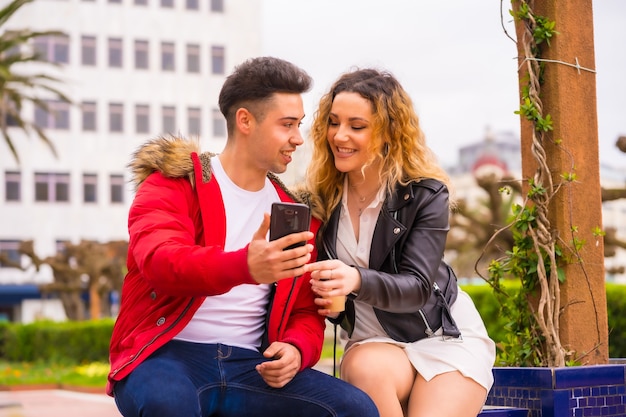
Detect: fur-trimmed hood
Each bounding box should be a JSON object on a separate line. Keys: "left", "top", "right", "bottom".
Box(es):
{"left": 128, "top": 135, "right": 301, "bottom": 202}
{"left": 129, "top": 136, "right": 201, "bottom": 189}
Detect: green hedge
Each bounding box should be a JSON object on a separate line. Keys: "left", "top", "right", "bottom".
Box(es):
{"left": 463, "top": 283, "right": 626, "bottom": 359}
{"left": 0, "top": 285, "right": 625, "bottom": 363}
{"left": 606, "top": 283, "right": 626, "bottom": 358}
{"left": 0, "top": 319, "right": 114, "bottom": 363}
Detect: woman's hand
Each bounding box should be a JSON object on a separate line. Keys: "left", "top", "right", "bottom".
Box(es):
{"left": 305, "top": 260, "right": 361, "bottom": 316}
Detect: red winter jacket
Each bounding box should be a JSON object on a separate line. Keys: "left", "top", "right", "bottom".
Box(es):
{"left": 107, "top": 138, "right": 323, "bottom": 396}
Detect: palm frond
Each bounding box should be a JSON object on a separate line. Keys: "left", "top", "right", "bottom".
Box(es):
{"left": 0, "top": 0, "right": 34, "bottom": 27}
{"left": 0, "top": 0, "right": 70, "bottom": 164}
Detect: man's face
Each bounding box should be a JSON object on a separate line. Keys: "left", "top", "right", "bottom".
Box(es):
{"left": 248, "top": 93, "right": 305, "bottom": 174}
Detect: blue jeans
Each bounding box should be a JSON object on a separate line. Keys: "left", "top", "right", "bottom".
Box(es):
{"left": 113, "top": 340, "right": 379, "bottom": 417}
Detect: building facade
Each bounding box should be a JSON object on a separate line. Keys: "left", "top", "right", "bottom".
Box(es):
{"left": 0, "top": 0, "right": 261, "bottom": 321}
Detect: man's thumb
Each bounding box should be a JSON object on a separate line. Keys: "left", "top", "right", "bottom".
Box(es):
{"left": 263, "top": 343, "right": 278, "bottom": 358}
{"left": 253, "top": 213, "right": 271, "bottom": 240}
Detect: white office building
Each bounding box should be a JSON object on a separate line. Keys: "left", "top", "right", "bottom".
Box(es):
{"left": 0, "top": 0, "right": 261, "bottom": 321}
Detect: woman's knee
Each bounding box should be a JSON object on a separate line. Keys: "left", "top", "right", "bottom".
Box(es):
{"left": 341, "top": 343, "right": 413, "bottom": 387}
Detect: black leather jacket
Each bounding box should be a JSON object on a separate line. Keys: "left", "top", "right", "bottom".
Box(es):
{"left": 319, "top": 178, "right": 460, "bottom": 342}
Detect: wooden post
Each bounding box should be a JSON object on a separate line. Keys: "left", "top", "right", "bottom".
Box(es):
{"left": 90, "top": 284, "right": 101, "bottom": 320}
{"left": 514, "top": 0, "right": 609, "bottom": 363}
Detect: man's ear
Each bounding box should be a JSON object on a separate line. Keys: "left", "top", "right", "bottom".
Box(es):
{"left": 235, "top": 108, "right": 253, "bottom": 134}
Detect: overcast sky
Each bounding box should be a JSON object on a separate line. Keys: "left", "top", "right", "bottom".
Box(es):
{"left": 261, "top": 0, "right": 626, "bottom": 171}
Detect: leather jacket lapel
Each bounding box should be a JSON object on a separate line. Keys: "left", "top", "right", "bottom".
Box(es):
{"left": 369, "top": 183, "right": 413, "bottom": 270}
{"left": 368, "top": 207, "right": 405, "bottom": 270}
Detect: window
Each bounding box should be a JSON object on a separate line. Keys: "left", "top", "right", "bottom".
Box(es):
{"left": 134, "top": 40, "right": 149, "bottom": 69}
{"left": 0, "top": 240, "right": 21, "bottom": 268}
{"left": 3, "top": 31, "right": 20, "bottom": 58}
{"left": 34, "top": 100, "right": 70, "bottom": 130}
{"left": 134, "top": 0, "right": 147, "bottom": 5}
{"left": 162, "top": 106, "right": 176, "bottom": 133}
{"left": 55, "top": 240, "right": 69, "bottom": 256}
{"left": 211, "top": 45, "right": 225, "bottom": 75}
{"left": 3, "top": 99, "right": 19, "bottom": 127}
{"left": 82, "top": 101, "right": 97, "bottom": 131}
{"left": 33, "top": 34, "right": 69, "bottom": 64}
{"left": 135, "top": 104, "right": 150, "bottom": 133}
{"left": 109, "top": 0, "right": 122, "bottom": 3}
{"left": 108, "top": 38, "right": 123, "bottom": 68}
{"left": 109, "top": 103, "right": 124, "bottom": 132}
{"left": 186, "top": 0, "right": 198, "bottom": 9}
{"left": 81, "top": 36, "right": 97, "bottom": 66}
{"left": 187, "top": 107, "right": 201, "bottom": 136}
{"left": 210, "top": 0, "right": 223, "bottom": 12}
{"left": 5, "top": 171, "right": 21, "bottom": 202}
{"left": 161, "top": 42, "right": 175, "bottom": 71}
{"left": 83, "top": 173, "right": 98, "bottom": 203}
{"left": 161, "top": 0, "right": 173, "bottom": 7}
{"left": 110, "top": 174, "right": 124, "bottom": 203}
{"left": 186, "top": 44, "right": 200, "bottom": 73}
{"left": 212, "top": 108, "right": 226, "bottom": 137}
{"left": 54, "top": 35, "right": 70, "bottom": 64}
{"left": 35, "top": 172, "right": 70, "bottom": 202}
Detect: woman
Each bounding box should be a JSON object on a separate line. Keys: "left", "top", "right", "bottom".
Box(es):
{"left": 303, "top": 68, "right": 495, "bottom": 417}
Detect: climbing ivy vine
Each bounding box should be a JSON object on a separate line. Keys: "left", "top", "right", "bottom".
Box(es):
{"left": 479, "top": 0, "right": 576, "bottom": 367}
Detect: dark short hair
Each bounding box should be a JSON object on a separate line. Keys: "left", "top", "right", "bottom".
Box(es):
{"left": 218, "top": 56, "right": 312, "bottom": 132}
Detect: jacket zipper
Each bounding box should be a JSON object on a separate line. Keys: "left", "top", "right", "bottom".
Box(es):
{"left": 418, "top": 310, "right": 435, "bottom": 337}
{"left": 110, "top": 297, "right": 196, "bottom": 378}
{"left": 276, "top": 278, "right": 298, "bottom": 337}
{"left": 433, "top": 281, "right": 463, "bottom": 341}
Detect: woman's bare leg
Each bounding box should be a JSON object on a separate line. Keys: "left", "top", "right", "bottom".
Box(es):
{"left": 341, "top": 343, "right": 416, "bottom": 417}
{"left": 407, "top": 371, "right": 487, "bottom": 417}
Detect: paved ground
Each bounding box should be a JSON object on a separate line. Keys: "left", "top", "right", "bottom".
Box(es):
{"left": 0, "top": 389, "right": 121, "bottom": 417}
{"left": 0, "top": 360, "right": 334, "bottom": 417}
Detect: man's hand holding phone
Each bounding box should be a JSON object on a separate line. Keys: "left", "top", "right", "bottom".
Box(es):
{"left": 247, "top": 203, "right": 313, "bottom": 284}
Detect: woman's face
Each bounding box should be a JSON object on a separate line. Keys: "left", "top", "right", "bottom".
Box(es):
{"left": 327, "top": 92, "right": 378, "bottom": 177}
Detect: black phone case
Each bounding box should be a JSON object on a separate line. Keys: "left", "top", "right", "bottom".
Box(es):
{"left": 269, "top": 202, "right": 311, "bottom": 250}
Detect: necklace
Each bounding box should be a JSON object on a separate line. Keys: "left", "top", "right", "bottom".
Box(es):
{"left": 348, "top": 184, "right": 379, "bottom": 216}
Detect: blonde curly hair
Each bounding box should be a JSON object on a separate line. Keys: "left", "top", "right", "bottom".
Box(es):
{"left": 304, "top": 68, "right": 452, "bottom": 223}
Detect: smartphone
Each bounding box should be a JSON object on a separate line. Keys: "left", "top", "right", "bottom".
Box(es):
{"left": 269, "top": 202, "right": 311, "bottom": 250}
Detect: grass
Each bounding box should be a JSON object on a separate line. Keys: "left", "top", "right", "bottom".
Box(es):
{"left": 0, "top": 361, "right": 109, "bottom": 388}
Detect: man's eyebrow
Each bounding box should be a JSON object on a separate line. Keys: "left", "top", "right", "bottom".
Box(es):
{"left": 280, "top": 115, "right": 305, "bottom": 121}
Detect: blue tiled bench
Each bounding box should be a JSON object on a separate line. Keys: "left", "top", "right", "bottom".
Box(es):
{"left": 478, "top": 406, "right": 529, "bottom": 417}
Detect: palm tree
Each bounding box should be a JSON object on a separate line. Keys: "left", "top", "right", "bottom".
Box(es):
{"left": 0, "top": 0, "right": 71, "bottom": 164}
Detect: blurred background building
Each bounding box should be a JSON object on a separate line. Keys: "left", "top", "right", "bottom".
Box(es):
{"left": 446, "top": 128, "right": 626, "bottom": 284}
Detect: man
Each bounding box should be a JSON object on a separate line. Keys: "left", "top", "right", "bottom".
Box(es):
{"left": 107, "top": 56, "right": 379, "bottom": 417}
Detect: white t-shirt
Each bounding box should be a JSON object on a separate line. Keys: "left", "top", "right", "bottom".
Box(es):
{"left": 174, "top": 156, "right": 278, "bottom": 350}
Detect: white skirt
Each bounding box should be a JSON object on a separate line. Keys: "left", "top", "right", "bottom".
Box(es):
{"left": 342, "top": 289, "right": 496, "bottom": 391}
